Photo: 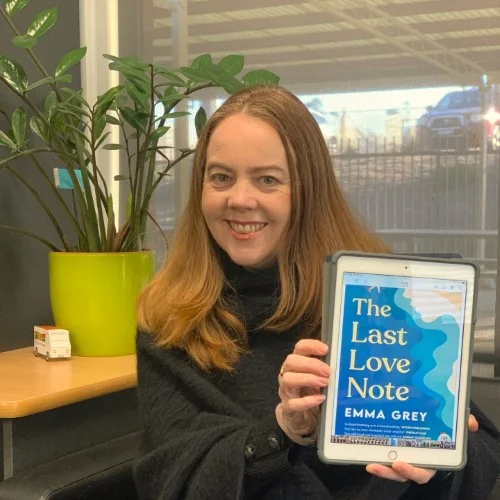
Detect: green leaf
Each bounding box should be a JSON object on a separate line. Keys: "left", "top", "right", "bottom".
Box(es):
{"left": 11, "top": 107, "right": 27, "bottom": 147}
{"left": 94, "top": 116, "right": 107, "bottom": 141}
{"left": 160, "top": 95, "right": 190, "bottom": 106}
{"left": 44, "top": 91, "right": 57, "bottom": 122}
{"left": 103, "top": 144, "right": 125, "bottom": 150}
{"left": 114, "top": 94, "right": 129, "bottom": 109}
{"left": 126, "top": 192, "right": 133, "bottom": 221}
{"left": 106, "top": 194, "right": 116, "bottom": 250}
{"left": 161, "top": 86, "right": 189, "bottom": 102}
{"left": 5, "top": 0, "right": 30, "bottom": 18}
{"left": 195, "top": 106, "right": 207, "bottom": 138}
{"left": 119, "top": 107, "right": 146, "bottom": 133}
{"left": 105, "top": 114, "right": 121, "bottom": 126}
{"left": 241, "top": 69, "right": 280, "bottom": 86}
{"left": 29, "top": 116, "right": 50, "bottom": 143}
{"left": 55, "top": 102, "right": 90, "bottom": 120}
{"left": 154, "top": 68, "right": 187, "bottom": 87}
{"left": 95, "top": 86, "right": 124, "bottom": 119}
{"left": 93, "top": 131, "right": 111, "bottom": 151}
{"left": 154, "top": 111, "right": 190, "bottom": 121}
{"left": 55, "top": 47, "right": 87, "bottom": 78}
{"left": 218, "top": 55, "right": 244, "bottom": 76}
{"left": 0, "top": 130, "right": 17, "bottom": 150}
{"left": 179, "top": 67, "right": 210, "bottom": 83}
{"left": 125, "top": 83, "right": 149, "bottom": 111}
{"left": 61, "top": 123, "right": 89, "bottom": 144}
{"left": 148, "top": 126, "right": 170, "bottom": 144}
{"left": 27, "top": 7, "right": 58, "bottom": 38}
{"left": 26, "top": 74, "right": 71, "bottom": 92}
{"left": 109, "top": 63, "right": 150, "bottom": 94}
{"left": 163, "top": 86, "right": 177, "bottom": 98}
{"left": 104, "top": 54, "right": 150, "bottom": 71}
{"left": 211, "top": 63, "right": 245, "bottom": 93}
{"left": 12, "top": 34, "right": 37, "bottom": 49}
{"left": 0, "top": 56, "right": 28, "bottom": 93}
{"left": 59, "top": 87, "right": 88, "bottom": 107}
{"left": 191, "top": 54, "right": 212, "bottom": 70}
{"left": 108, "top": 62, "right": 148, "bottom": 82}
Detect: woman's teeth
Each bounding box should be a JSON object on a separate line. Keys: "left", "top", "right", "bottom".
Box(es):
{"left": 229, "top": 222, "right": 265, "bottom": 234}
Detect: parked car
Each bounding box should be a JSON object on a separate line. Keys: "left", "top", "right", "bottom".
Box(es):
{"left": 416, "top": 86, "right": 500, "bottom": 152}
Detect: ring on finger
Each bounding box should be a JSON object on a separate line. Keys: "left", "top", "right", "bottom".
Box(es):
{"left": 279, "top": 363, "right": 285, "bottom": 377}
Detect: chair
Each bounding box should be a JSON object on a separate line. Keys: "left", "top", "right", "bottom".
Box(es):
{"left": 0, "top": 431, "right": 141, "bottom": 499}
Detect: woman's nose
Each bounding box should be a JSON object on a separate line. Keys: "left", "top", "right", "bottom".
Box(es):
{"left": 227, "top": 180, "right": 258, "bottom": 210}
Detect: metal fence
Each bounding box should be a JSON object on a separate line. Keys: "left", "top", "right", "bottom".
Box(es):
{"left": 333, "top": 145, "right": 500, "bottom": 274}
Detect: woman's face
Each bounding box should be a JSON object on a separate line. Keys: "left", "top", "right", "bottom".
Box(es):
{"left": 202, "top": 113, "right": 291, "bottom": 270}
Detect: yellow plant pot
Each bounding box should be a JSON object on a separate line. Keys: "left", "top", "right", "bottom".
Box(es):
{"left": 48, "top": 251, "right": 155, "bottom": 356}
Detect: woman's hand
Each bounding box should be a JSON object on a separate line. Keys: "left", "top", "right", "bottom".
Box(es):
{"left": 275, "top": 339, "right": 330, "bottom": 445}
{"left": 366, "top": 415, "right": 479, "bottom": 483}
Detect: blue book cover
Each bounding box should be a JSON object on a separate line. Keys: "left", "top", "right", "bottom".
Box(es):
{"left": 331, "top": 273, "right": 466, "bottom": 449}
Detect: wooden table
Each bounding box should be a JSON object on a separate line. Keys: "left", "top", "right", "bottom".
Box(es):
{"left": 0, "top": 347, "right": 137, "bottom": 480}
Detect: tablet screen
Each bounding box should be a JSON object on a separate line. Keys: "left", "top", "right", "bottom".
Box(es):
{"left": 331, "top": 272, "right": 467, "bottom": 450}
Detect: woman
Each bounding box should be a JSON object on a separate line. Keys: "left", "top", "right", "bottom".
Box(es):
{"left": 134, "top": 85, "right": 500, "bottom": 499}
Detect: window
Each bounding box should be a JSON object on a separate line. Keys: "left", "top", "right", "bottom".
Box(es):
{"left": 92, "top": 0, "right": 498, "bottom": 372}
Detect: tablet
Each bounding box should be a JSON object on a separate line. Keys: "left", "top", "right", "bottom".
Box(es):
{"left": 318, "top": 251, "right": 478, "bottom": 470}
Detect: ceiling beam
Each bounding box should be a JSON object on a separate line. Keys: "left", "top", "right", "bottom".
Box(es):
{"left": 379, "top": 0, "right": 500, "bottom": 18}
{"left": 243, "top": 47, "right": 500, "bottom": 72}
{"left": 285, "top": 70, "right": 500, "bottom": 95}
{"left": 154, "top": 46, "right": 500, "bottom": 69}
{"left": 279, "top": 65, "right": 483, "bottom": 89}
{"left": 153, "top": 14, "right": 500, "bottom": 40}
{"left": 186, "top": 0, "right": 500, "bottom": 17}
{"left": 154, "top": 26, "right": 500, "bottom": 59}
{"left": 211, "top": 36, "right": 500, "bottom": 68}
{"left": 282, "top": 73, "right": 472, "bottom": 95}
{"left": 154, "top": 30, "right": 373, "bottom": 55}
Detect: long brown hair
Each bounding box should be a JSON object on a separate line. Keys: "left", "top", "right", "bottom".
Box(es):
{"left": 137, "top": 85, "right": 390, "bottom": 371}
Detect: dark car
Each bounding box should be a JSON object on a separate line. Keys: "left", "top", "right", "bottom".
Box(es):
{"left": 416, "top": 86, "right": 500, "bottom": 152}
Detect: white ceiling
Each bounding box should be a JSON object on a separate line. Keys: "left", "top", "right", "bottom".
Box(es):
{"left": 151, "top": 0, "right": 500, "bottom": 93}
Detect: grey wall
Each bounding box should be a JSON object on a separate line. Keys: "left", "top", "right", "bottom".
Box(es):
{"left": 0, "top": 0, "right": 81, "bottom": 351}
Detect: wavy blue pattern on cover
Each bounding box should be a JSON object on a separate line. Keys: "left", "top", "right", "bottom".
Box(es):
{"left": 393, "top": 289, "right": 459, "bottom": 429}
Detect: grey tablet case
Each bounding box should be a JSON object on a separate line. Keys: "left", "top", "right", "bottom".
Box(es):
{"left": 317, "top": 250, "right": 479, "bottom": 471}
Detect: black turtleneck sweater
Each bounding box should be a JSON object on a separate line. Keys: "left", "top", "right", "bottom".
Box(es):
{"left": 133, "top": 254, "right": 500, "bottom": 500}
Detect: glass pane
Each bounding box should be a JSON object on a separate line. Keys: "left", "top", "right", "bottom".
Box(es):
{"left": 142, "top": 0, "right": 176, "bottom": 262}
{"left": 140, "top": 0, "right": 499, "bottom": 370}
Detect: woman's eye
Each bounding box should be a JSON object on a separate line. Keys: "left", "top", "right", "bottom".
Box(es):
{"left": 211, "top": 173, "right": 230, "bottom": 185}
{"left": 260, "top": 176, "right": 278, "bottom": 186}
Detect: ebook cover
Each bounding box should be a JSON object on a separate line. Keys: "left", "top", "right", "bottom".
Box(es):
{"left": 331, "top": 272, "right": 467, "bottom": 449}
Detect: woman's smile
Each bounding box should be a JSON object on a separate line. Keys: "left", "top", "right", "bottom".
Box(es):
{"left": 226, "top": 220, "right": 268, "bottom": 239}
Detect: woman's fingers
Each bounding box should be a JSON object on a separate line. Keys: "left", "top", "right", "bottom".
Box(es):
{"left": 366, "top": 462, "right": 436, "bottom": 484}
{"left": 468, "top": 414, "right": 479, "bottom": 432}
{"left": 275, "top": 339, "right": 330, "bottom": 443}
{"left": 293, "top": 339, "right": 329, "bottom": 357}
{"left": 391, "top": 462, "right": 437, "bottom": 484}
{"left": 282, "top": 393, "right": 326, "bottom": 413}
{"left": 281, "top": 353, "right": 331, "bottom": 378}
{"left": 366, "top": 464, "right": 408, "bottom": 482}
{"left": 281, "top": 372, "right": 329, "bottom": 391}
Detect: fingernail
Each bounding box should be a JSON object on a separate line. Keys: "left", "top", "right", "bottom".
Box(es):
{"left": 319, "top": 377, "right": 329, "bottom": 386}
{"left": 322, "top": 345, "right": 329, "bottom": 354}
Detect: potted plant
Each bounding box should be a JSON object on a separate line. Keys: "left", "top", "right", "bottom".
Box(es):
{"left": 0, "top": 0, "right": 280, "bottom": 356}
